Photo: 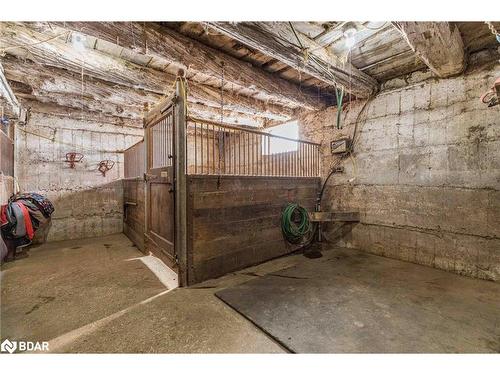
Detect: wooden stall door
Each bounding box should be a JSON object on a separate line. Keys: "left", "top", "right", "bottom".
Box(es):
{"left": 144, "top": 105, "right": 176, "bottom": 270}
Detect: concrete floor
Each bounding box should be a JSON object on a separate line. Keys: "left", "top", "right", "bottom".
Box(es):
{"left": 0, "top": 234, "right": 285, "bottom": 353}
{"left": 1, "top": 234, "right": 499, "bottom": 353}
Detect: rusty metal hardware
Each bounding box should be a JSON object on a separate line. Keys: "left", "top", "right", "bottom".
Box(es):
{"left": 480, "top": 77, "right": 500, "bottom": 107}
{"left": 65, "top": 152, "right": 84, "bottom": 168}
{"left": 98, "top": 160, "right": 115, "bottom": 176}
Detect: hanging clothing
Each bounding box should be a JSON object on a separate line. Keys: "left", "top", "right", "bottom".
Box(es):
{"left": 10, "top": 202, "right": 26, "bottom": 238}
{"left": 2, "top": 192, "right": 54, "bottom": 261}
{"left": 0, "top": 205, "right": 8, "bottom": 227}
{"left": 16, "top": 199, "right": 49, "bottom": 230}
{"left": 17, "top": 202, "right": 34, "bottom": 240}
{"left": 10, "top": 193, "right": 54, "bottom": 218}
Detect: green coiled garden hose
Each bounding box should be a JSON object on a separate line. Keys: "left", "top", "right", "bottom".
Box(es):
{"left": 281, "top": 203, "right": 313, "bottom": 244}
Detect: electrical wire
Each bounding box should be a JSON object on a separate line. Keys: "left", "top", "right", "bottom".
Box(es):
{"left": 317, "top": 97, "right": 373, "bottom": 207}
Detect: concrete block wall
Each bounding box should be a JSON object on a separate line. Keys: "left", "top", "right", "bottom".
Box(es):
{"left": 298, "top": 52, "right": 500, "bottom": 281}
{"left": 16, "top": 108, "right": 143, "bottom": 241}
{"left": 0, "top": 174, "right": 14, "bottom": 204}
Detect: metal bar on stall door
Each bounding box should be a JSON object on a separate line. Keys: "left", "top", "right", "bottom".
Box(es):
{"left": 238, "top": 131, "right": 241, "bottom": 176}
{"left": 279, "top": 151, "right": 282, "bottom": 177}
{"left": 206, "top": 123, "right": 209, "bottom": 174}
{"left": 200, "top": 123, "right": 204, "bottom": 174}
{"left": 226, "top": 129, "right": 230, "bottom": 175}
{"left": 250, "top": 133, "right": 254, "bottom": 176}
{"left": 309, "top": 144, "right": 312, "bottom": 178}
{"left": 266, "top": 135, "right": 269, "bottom": 176}
{"left": 298, "top": 143, "right": 301, "bottom": 177}
{"left": 233, "top": 130, "right": 236, "bottom": 175}
{"left": 158, "top": 121, "right": 161, "bottom": 167}
{"left": 168, "top": 117, "right": 171, "bottom": 166}
{"left": 212, "top": 124, "right": 215, "bottom": 174}
{"left": 308, "top": 143, "right": 312, "bottom": 177}
{"left": 269, "top": 140, "right": 272, "bottom": 176}
{"left": 164, "top": 118, "right": 166, "bottom": 167}
{"left": 257, "top": 134, "right": 260, "bottom": 176}
{"left": 288, "top": 147, "right": 291, "bottom": 177}
{"left": 257, "top": 133, "right": 260, "bottom": 176}
{"left": 314, "top": 147, "right": 318, "bottom": 176}
{"left": 305, "top": 143, "right": 308, "bottom": 177}
{"left": 289, "top": 143, "right": 292, "bottom": 177}
{"left": 316, "top": 146, "right": 321, "bottom": 177}
{"left": 245, "top": 131, "right": 248, "bottom": 176}
{"left": 256, "top": 133, "right": 260, "bottom": 176}
{"left": 164, "top": 118, "right": 167, "bottom": 166}
{"left": 163, "top": 118, "right": 166, "bottom": 167}
{"left": 303, "top": 143, "right": 306, "bottom": 177}
{"left": 194, "top": 122, "right": 197, "bottom": 174}
{"left": 166, "top": 117, "right": 170, "bottom": 166}
{"left": 249, "top": 132, "right": 252, "bottom": 176}
{"left": 260, "top": 135, "right": 263, "bottom": 176}
{"left": 296, "top": 143, "right": 299, "bottom": 177}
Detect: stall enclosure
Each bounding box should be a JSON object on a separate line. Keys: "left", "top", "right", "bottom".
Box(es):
{"left": 123, "top": 78, "right": 321, "bottom": 285}
{"left": 1, "top": 127, "right": 14, "bottom": 204}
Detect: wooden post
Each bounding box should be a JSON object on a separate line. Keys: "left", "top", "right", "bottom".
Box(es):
{"left": 174, "top": 71, "right": 189, "bottom": 286}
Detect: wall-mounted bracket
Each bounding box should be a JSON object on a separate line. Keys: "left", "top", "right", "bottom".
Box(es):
{"left": 98, "top": 160, "right": 115, "bottom": 176}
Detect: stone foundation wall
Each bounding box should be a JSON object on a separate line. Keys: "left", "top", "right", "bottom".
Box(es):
{"left": 298, "top": 51, "right": 500, "bottom": 281}
{"left": 0, "top": 174, "right": 14, "bottom": 205}
{"left": 16, "top": 106, "right": 143, "bottom": 241}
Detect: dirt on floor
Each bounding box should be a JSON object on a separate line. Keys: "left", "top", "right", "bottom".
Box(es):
{"left": 1, "top": 235, "right": 499, "bottom": 353}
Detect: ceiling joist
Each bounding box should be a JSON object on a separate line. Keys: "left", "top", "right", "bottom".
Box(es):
{"left": 0, "top": 61, "right": 25, "bottom": 121}
{"left": 392, "top": 22, "right": 466, "bottom": 78}
{"left": 206, "top": 22, "right": 379, "bottom": 99}
{"left": 3, "top": 58, "right": 268, "bottom": 127}
{"left": 0, "top": 23, "right": 293, "bottom": 125}
{"left": 49, "top": 22, "right": 326, "bottom": 111}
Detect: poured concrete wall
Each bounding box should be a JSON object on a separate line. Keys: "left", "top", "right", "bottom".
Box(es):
{"left": 299, "top": 52, "right": 500, "bottom": 281}
{"left": 16, "top": 107, "right": 143, "bottom": 241}
{"left": 0, "top": 174, "right": 13, "bottom": 204}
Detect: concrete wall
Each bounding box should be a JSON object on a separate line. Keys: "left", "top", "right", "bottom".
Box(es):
{"left": 16, "top": 107, "right": 143, "bottom": 241}
{"left": 0, "top": 174, "right": 13, "bottom": 205}
{"left": 298, "top": 51, "right": 500, "bottom": 281}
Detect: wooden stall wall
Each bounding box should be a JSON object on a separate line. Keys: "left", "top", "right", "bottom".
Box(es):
{"left": 123, "top": 179, "right": 145, "bottom": 251}
{"left": 123, "top": 140, "right": 146, "bottom": 251}
{"left": 187, "top": 175, "right": 320, "bottom": 284}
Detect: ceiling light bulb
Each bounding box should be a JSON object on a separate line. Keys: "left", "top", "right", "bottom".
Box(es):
{"left": 344, "top": 27, "right": 357, "bottom": 48}
{"left": 72, "top": 34, "right": 86, "bottom": 51}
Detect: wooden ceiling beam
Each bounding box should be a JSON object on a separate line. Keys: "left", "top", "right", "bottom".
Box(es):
{"left": 0, "top": 61, "right": 25, "bottom": 121}
{"left": 0, "top": 23, "right": 292, "bottom": 123}
{"left": 392, "top": 22, "right": 466, "bottom": 78}
{"left": 3, "top": 58, "right": 266, "bottom": 127}
{"left": 49, "top": 22, "right": 326, "bottom": 110}
{"left": 206, "top": 22, "right": 379, "bottom": 98}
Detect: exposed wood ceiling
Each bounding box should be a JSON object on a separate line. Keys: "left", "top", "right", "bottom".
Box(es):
{"left": 1, "top": 21, "right": 498, "bottom": 128}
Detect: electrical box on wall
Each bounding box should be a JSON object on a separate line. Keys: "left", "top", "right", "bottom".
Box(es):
{"left": 330, "top": 137, "right": 351, "bottom": 154}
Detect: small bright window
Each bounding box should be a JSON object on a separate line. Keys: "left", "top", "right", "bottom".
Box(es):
{"left": 265, "top": 121, "right": 298, "bottom": 154}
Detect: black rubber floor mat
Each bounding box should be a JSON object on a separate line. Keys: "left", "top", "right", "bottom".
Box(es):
{"left": 215, "top": 249, "right": 500, "bottom": 353}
